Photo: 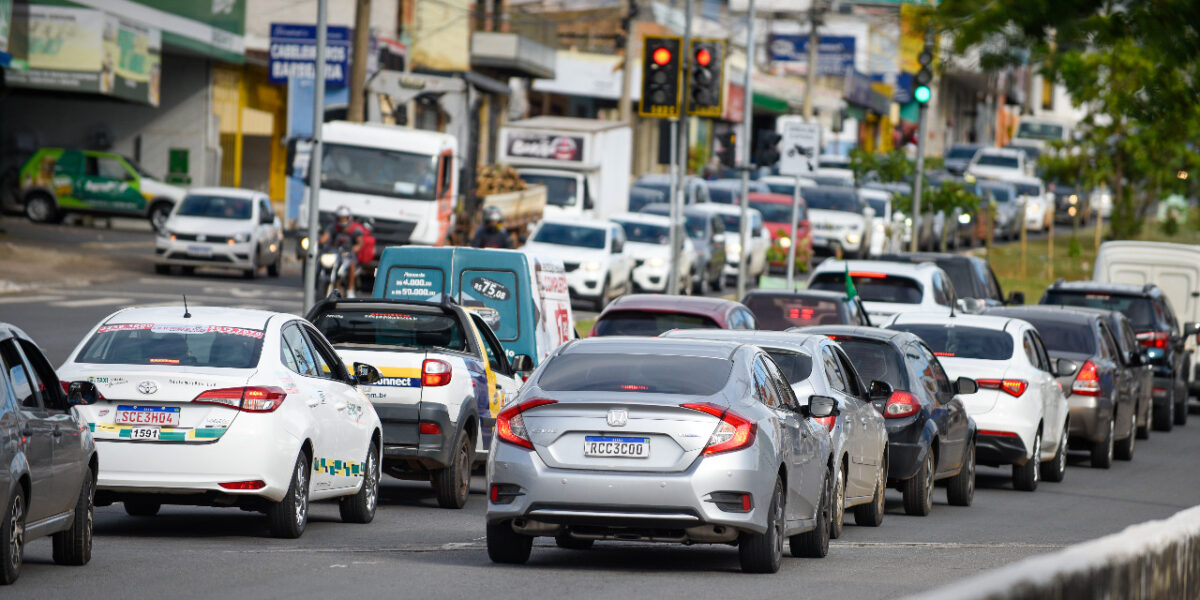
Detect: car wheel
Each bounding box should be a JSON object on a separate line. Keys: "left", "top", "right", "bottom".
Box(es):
{"left": 903, "top": 449, "right": 934, "bottom": 516}
{"left": 554, "top": 533, "right": 594, "bottom": 550}
{"left": 946, "top": 440, "right": 976, "bottom": 506}
{"left": 52, "top": 465, "right": 94, "bottom": 566}
{"left": 0, "top": 488, "right": 25, "bottom": 584}
{"left": 24, "top": 193, "right": 62, "bottom": 224}
{"left": 853, "top": 452, "right": 886, "bottom": 527}
{"left": 1174, "top": 379, "right": 1188, "bottom": 426}
{"left": 486, "top": 520, "right": 533, "bottom": 564}
{"left": 739, "top": 477, "right": 784, "bottom": 573}
{"left": 1115, "top": 409, "right": 1136, "bottom": 461}
{"left": 1091, "top": 418, "right": 1115, "bottom": 469}
{"left": 154, "top": 264, "right": 170, "bottom": 275}
{"left": 1154, "top": 386, "right": 1175, "bottom": 432}
{"left": 268, "top": 252, "right": 282, "bottom": 277}
{"left": 829, "top": 465, "right": 846, "bottom": 539}
{"left": 432, "top": 430, "right": 472, "bottom": 509}
{"left": 714, "top": 268, "right": 726, "bottom": 292}
{"left": 267, "top": 451, "right": 310, "bottom": 538}
{"left": 1012, "top": 431, "right": 1041, "bottom": 491}
{"left": 1137, "top": 400, "right": 1151, "bottom": 440}
{"left": 339, "top": 443, "right": 379, "bottom": 523}
{"left": 790, "top": 473, "right": 830, "bottom": 558}
{"left": 148, "top": 201, "right": 172, "bottom": 233}
{"left": 181, "top": 266, "right": 196, "bottom": 276}
{"left": 591, "top": 277, "right": 610, "bottom": 312}
{"left": 692, "top": 270, "right": 706, "bottom": 295}
{"left": 123, "top": 499, "right": 161, "bottom": 517}
{"left": 1041, "top": 426, "right": 1068, "bottom": 483}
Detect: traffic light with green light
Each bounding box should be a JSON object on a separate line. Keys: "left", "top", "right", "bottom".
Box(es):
{"left": 914, "top": 43, "right": 933, "bottom": 105}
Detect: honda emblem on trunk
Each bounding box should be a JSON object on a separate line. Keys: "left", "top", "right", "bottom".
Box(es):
{"left": 607, "top": 409, "right": 628, "bottom": 427}
{"left": 136, "top": 380, "right": 158, "bottom": 395}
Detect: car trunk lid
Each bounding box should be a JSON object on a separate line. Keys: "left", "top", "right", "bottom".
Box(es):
{"left": 937, "top": 358, "right": 1012, "bottom": 415}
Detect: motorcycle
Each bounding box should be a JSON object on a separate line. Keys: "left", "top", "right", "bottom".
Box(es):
{"left": 316, "top": 233, "right": 355, "bottom": 298}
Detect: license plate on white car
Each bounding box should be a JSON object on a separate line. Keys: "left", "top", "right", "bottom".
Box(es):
{"left": 187, "top": 245, "right": 212, "bottom": 256}
{"left": 584, "top": 436, "right": 649, "bottom": 458}
{"left": 128, "top": 427, "right": 160, "bottom": 441}
{"left": 115, "top": 405, "right": 181, "bottom": 427}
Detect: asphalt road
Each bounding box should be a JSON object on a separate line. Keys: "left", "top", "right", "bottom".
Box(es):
{"left": 1, "top": 218, "right": 1197, "bottom": 599}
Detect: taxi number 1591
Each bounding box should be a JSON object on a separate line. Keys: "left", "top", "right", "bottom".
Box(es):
{"left": 129, "top": 427, "right": 161, "bottom": 440}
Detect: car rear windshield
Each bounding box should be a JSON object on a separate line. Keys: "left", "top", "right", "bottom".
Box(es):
{"left": 76, "top": 323, "right": 265, "bottom": 368}
{"left": 765, "top": 350, "right": 813, "bottom": 384}
{"left": 750, "top": 200, "right": 804, "bottom": 224}
{"left": 1042, "top": 291, "right": 1159, "bottom": 330}
{"left": 532, "top": 222, "right": 607, "bottom": 249}
{"left": 810, "top": 273, "right": 923, "bottom": 304}
{"left": 592, "top": 310, "right": 720, "bottom": 337}
{"left": 176, "top": 195, "right": 252, "bottom": 220}
{"left": 1013, "top": 318, "right": 1097, "bottom": 354}
{"left": 538, "top": 353, "right": 732, "bottom": 394}
{"left": 744, "top": 294, "right": 845, "bottom": 329}
{"left": 887, "top": 325, "right": 1015, "bottom": 360}
{"left": 837, "top": 338, "right": 909, "bottom": 390}
{"left": 311, "top": 309, "right": 467, "bottom": 352}
{"left": 932, "top": 260, "right": 975, "bottom": 299}
{"left": 708, "top": 187, "right": 738, "bottom": 204}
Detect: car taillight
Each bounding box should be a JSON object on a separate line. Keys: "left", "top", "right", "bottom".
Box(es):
{"left": 219, "top": 480, "right": 266, "bottom": 490}
{"left": 976, "top": 379, "right": 1028, "bottom": 397}
{"left": 193, "top": 386, "right": 287, "bottom": 412}
{"left": 419, "top": 422, "right": 442, "bottom": 435}
{"left": 1072, "top": 360, "right": 1101, "bottom": 397}
{"left": 1136, "top": 331, "right": 1168, "bottom": 349}
{"left": 812, "top": 415, "right": 836, "bottom": 431}
{"left": 496, "top": 398, "right": 557, "bottom": 449}
{"left": 422, "top": 359, "right": 452, "bottom": 387}
{"left": 680, "top": 402, "right": 757, "bottom": 455}
{"left": 883, "top": 391, "right": 919, "bottom": 419}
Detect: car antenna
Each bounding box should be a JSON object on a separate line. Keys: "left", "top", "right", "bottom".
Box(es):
{"left": 183, "top": 295, "right": 192, "bottom": 319}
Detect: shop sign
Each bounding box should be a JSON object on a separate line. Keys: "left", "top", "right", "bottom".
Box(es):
{"left": 503, "top": 132, "right": 585, "bottom": 163}
{"left": 268, "top": 23, "right": 351, "bottom": 86}
{"left": 768, "top": 34, "right": 855, "bottom": 76}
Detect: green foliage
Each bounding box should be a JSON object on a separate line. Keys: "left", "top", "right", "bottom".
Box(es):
{"left": 1068, "top": 236, "right": 1082, "bottom": 262}
{"left": 687, "top": 144, "right": 708, "bottom": 176}
{"left": 927, "top": 179, "right": 980, "bottom": 215}
{"left": 1161, "top": 216, "right": 1180, "bottom": 237}
{"left": 849, "top": 149, "right": 915, "bottom": 184}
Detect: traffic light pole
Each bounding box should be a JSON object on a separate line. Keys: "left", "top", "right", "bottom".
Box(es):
{"left": 667, "top": 117, "right": 681, "bottom": 296}
{"left": 671, "top": 0, "right": 693, "bottom": 296}
{"left": 736, "top": 0, "right": 755, "bottom": 300}
{"left": 303, "top": 0, "right": 328, "bottom": 311}
{"left": 909, "top": 102, "right": 928, "bottom": 252}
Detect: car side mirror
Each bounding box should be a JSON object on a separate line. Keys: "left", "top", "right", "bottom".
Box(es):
{"left": 510, "top": 354, "right": 534, "bottom": 374}
{"left": 68, "top": 381, "right": 100, "bottom": 406}
{"left": 803, "top": 394, "right": 840, "bottom": 419}
{"left": 1054, "top": 358, "right": 1078, "bottom": 378}
{"left": 353, "top": 363, "right": 382, "bottom": 386}
{"left": 1007, "top": 291, "right": 1025, "bottom": 305}
{"left": 955, "top": 377, "right": 978, "bottom": 395}
{"left": 868, "top": 380, "right": 893, "bottom": 401}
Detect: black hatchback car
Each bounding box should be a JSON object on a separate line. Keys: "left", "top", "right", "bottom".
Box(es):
{"left": 801, "top": 326, "right": 977, "bottom": 517}
{"left": 1, "top": 322, "right": 98, "bottom": 584}
{"left": 743, "top": 290, "right": 871, "bottom": 330}
{"left": 1041, "top": 280, "right": 1196, "bottom": 430}
{"left": 876, "top": 253, "right": 1025, "bottom": 308}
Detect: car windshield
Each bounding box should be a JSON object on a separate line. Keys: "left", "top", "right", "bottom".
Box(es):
{"left": 532, "top": 222, "right": 607, "bottom": 249}
{"left": 75, "top": 323, "right": 265, "bottom": 368}
{"left": 634, "top": 181, "right": 670, "bottom": 198}
{"left": 708, "top": 187, "right": 738, "bottom": 204}
{"left": 811, "top": 175, "right": 853, "bottom": 187}
{"left": 629, "top": 189, "right": 664, "bottom": 212}
{"left": 322, "top": 143, "right": 438, "bottom": 200}
{"left": 683, "top": 214, "right": 708, "bottom": 239}
{"left": 176, "top": 195, "right": 253, "bottom": 220}
{"left": 744, "top": 294, "right": 845, "bottom": 329}
{"left": 765, "top": 350, "right": 813, "bottom": 384}
{"left": 122, "top": 156, "right": 156, "bottom": 178}
{"left": 750, "top": 200, "right": 803, "bottom": 224}
{"left": 1017, "top": 122, "right": 1065, "bottom": 141}
{"left": 1042, "top": 292, "right": 1159, "bottom": 330}
{"left": 976, "top": 154, "right": 1020, "bottom": 168}
{"left": 837, "top": 338, "right": 910, "bottom": 390}
{"left": 887, "top": 325, "right": 1015, "bottom": 360}
{"left": 766, "top": 182, "right": 796, "bottom": 195}
{"left": 863, "top": 197, "right": 889, "bottom": 215}
{"left": 614, "top": 220, "right": 669, "bottom": 245}
{"left": 521, "top": 173, "right": 579, "bottom": 208}
{"left": 802, "top": 189, "right": 861, "bottom": 212}
{"left": 810, "top": 273, "right": 923, "bottom": 304}
{"left": 1012, "top": 318, "right": 1097, "bottom": 354}
{"left": 310, "top": 308, "right": 467, "bottom": 352}
{"left": 946, "top": 147, "right": 978, "bottom": 160}
{"left": 1015, "top": 182, "right": 1042, "bottom": 197}
{"left": 538, "top": 353, "right": 732, "bottom": 394}
{"left": 592, "top": 310, "right": 720, "bottom": 337}
{"left": 981, "top": 186, "right": 1014, "bottom": 203}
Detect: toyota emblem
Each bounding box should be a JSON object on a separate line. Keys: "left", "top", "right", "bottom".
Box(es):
{"left": 136, "top": 380, "right": 158, "bottom": 395}
{"left": 606, "top": 409, "right": 628, "bottom": 427}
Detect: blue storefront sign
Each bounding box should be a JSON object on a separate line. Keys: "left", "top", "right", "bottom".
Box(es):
{"left": 767, "top": 34, "right": 855, "bottom": 76}
{"left": 269, "top": 23, "right": 351, "bottom": 86}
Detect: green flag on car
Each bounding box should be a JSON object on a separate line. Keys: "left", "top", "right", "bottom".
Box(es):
{"left": 845, "top": 263, "right": 858, "bottom": 300}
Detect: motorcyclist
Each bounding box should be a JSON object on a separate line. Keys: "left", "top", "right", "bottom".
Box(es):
{"left": 319, "top": 206, "right": 365, "bottom": 296}
{"left": 471, "top": 206, "right": 512, "bottom": 249}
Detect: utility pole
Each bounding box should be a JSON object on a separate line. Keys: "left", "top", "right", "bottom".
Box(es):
{"left": 802, "top": 2, "right": 820, "bottom": 121}
{"left": 909, "top": 30, "right": 934, "bottom": 252}
{"left": 736, "top": 0, "right": 755, "bottom": 300}
{"left": 671, "top": 0, "right": 693, "bottom": 296}
{"left": 347, "top": 0, "right": 371, "bottom": 122}
{"left": 304, "top": 0, "right": 329, "bottom": 310}
{"left": 619, "top": 0, "right": 636, "bottom": 124}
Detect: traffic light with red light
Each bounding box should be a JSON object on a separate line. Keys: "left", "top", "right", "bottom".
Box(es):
{"left": 686, "top": 38, "right": 725, "bottom": 118}
{"left": 640, "top": 36, "right": 683, "bottom": 118}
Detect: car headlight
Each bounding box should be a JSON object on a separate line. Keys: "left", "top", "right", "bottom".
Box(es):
{"left": 777, "top": 236, "right": 792, "bottom": 249}
{"left": 958, "top": 213, "right": 972, "bottom": 224}
{"left": 647, "top": 257, "right": 666, "bottom": 268}
{"left": 233, "top": 232, "right": 251, "bottom": 243}
{"left": 844, "top": 233, "right": 861, "bottom": 245}
{"left": 319, "top": 253, "right": 337, "bottom": 269}
{"left": 300, "top": 236, "right": 310, "bottom": 251}
{"left": 905, "top": 217, "right": 913, "bottom": 226}
{"left": 583, "top": 261, "right": 602, "bottom": 272}
{"left": 726, "top": 241, "right": 741, "bottom": 256}
{"left": 1068, "top": 194, "right": 1078, "bottom": 204}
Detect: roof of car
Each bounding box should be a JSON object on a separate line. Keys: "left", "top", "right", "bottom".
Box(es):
{"left": 1046, "top": 280, "right": 1155, "bottom": 296}
{"left": 690, "top": 203, "right": 762, "bottom": 218}
{"left": 977, "top": 147, "right": 1024, "bottom": 158}
{"left": 876, "top": 252, "right": 981, "bottom": 267}
{"left": 639, "top": 203, "right": 714, "bottom": 219}
{"left": 537, "top": 216, "right": 613, "bottom": 229}
{"left": 306, "top": 296, "right": 461, "bottom": 319}
{"left": 662, "top": 329, "right": 823, "bottom": 352}
{"left": 611, "top": 212, "right": 670, "bottom": 226}
{"left": 888, "top": 312, "right": 1019, "bottom": 330}
{"left": 562, "top": 336, "right": 744, "bottom": 360}
{"left": 0, "top": 322, "right": 29, "bottom": 344}
{"left": 813, "top": 259, "right": 944, "bottom": 277}
{"left": 101, "top": 306, "right": 282, "bottom": 329}
{"left": 794, "top": 324, "right": 911, "bottom": 344}
{"left": 984, "top": 305, "right": 1100, "bottom": 325}
{"left": 184, "top": 187, "right": 264, "bottom": 199}
{"left": 599, "top": 294, "right": 745, "bottom": 319}
{"left": 743, "top": 289, "right": 849, "bottom": 303}
{"left": 707, "top": 179, "right": 745, "bottom": 189}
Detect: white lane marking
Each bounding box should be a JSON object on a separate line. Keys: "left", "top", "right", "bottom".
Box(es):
{"left": 54, "top": 297, "right": 135, "bottom": 308}
{"left": 0, "top": 295, "right": 66, "bottom": 305}
{"left": 830, "top": 541, "right": 1066, "bottom": 549}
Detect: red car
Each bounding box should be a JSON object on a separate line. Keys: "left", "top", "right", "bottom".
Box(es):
{"left": 747, "top": 192, "right": 812, "bottom": 274}
{"left": 589, "top": 294, "right": 758, "bottom": 336}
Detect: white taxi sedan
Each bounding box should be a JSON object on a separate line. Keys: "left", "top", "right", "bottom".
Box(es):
{"left": 57, "top": 306, "right": 383, "bottom": 538}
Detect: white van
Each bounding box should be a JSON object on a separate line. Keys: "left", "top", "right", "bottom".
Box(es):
{"left": 1094, "top": 241, "right": 1200, "bottom": 396}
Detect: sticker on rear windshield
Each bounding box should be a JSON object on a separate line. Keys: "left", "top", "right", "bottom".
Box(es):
{"left": 97, "top": 323, "right": 263, "bottom": 339}
{"left": 470, "top": 276, "right": 511, "bottom": 301}
{"left": 365, "top": 313, "right": 417, "bottom": 321}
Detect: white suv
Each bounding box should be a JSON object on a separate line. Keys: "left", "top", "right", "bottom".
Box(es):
{"left": 967, "top": 148, "right": 1028, "bottom": 181}
{"left": 521, "top": 217, "right": 634, "bottom": 310}
{"left": 884, "top": 312, "right": 1071, "bottom": 492}
{"left": 610, "top": 212, "right": 695, "bottom": 294}
{"left": 808, "top": 260, "right": 955, "bottom": 321}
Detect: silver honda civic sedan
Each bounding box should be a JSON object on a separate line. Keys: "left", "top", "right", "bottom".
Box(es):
{"left": 485, "top": 337, "right": 836, "bottom": 573}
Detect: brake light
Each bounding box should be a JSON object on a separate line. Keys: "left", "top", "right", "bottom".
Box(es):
{"left": 934, "top": 352, "right": 955, "bottom": 357}
{"left": 680, "top": 402, "right": 757, "bottom": 455}
{"left": 193, "top": 386, "right": 287, "bottom": 412}
{"left": 979, "top": 429, "right": 1019, "bottom": 438}
{"left": 848, "top": 271, "right": 888, "bottom": 279}
{"left": 496, "top": 398, "right": 557, "bottom": 449}
{"left": 1136, "top": 331, "right": 1168, "bottom": 349}
{"left": 976, "top": 379, "right": 1028, "bottom": 397}
{"left": 813, "top": 415, "right": 836, "bottom": 431}
{"left": 219, "top": 480, "right": 266, "bottom": 490}
{"left": 419, "top": 422, "right": 442, "bottom": 435}
{"left": 1072, "top": 360, "right": 1101, "bottom": 397}
{"left": 422, "top": 359, "right": 452, "bottom": 387}
{"left": 883, "top": 391, "right": 920, "bottom": 419}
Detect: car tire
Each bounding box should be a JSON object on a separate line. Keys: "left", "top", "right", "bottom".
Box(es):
{"left": 1115, "top": 409, "right": 1136, "bottom": 461}
{"left": 486, "top": 520, "right": 533, "bottom": 564}
{"left": 181, "top": 266, "right": 196, "bottom": 276}
{"left": 790, "top": 473, "right": 830, "bottom": 559}
{"left": 268, "top": 252, "right": 282, "bottom": 278}
{"left": 267, "top": 451, "right": 310, "bottom": 539}
{"left": 24, "top": 192, "right": 62, "bottom": 224}
{"left": 903, "top": 449, "right": 934, "bottom": 516}
{"left": 946, "top": 440, "right": 976, "bottom": 507}
{"left": 554, "top": 534, "right": 594, "bottom": 550}
{"left": 1041, "top": 426, "right": 1068, "bottom": 483}
{"left": 1153, "top": 387, "right": 1175, "bottom": 432}
{"left": 52, "top": 465, "right": 94, "bottom": 566}
{"left": 148, "top": 201, "right": 173, "bottom": 233}
{"left": 591, "top": 277, "right": 609, "bottom": 312}
{"left": 0, "top": 488, "right": 25, "bottom": 585}
{"left": 714, "top": 269, "right": 726, "bottom": 292}
{"left": 1174, "top": 380, "right": 1188, "bottom": 426}
{"left": 338, "top": 443, "right": 379, "bottom": 524}
{"left": 739, "top": 478, "right": 784, "bottom": 573}
{"left": 692, "top": 270, "right": 706, "bottom": 295}
{"left": 853, "top": 453, "right": 886, "bottom": 527}
{"left": 1012, "top": 432, "right": 1041, "bottom": 492}
{"left": 829, "top": 464, "right": 846, "bottom": 539}
{"left": 123, "top": 499, "right": 161, "bottom": 517}
{"left": 432, "top": 430, "right": 472, "bottom": 509}
{"left": 1091, "top": 418, "right": 1115, "bottom": 469}
{"left": 154, "top": 264, "right": 170, "bottom": 275}
{"left": 243, "top": 264, "right": 257, "bottom": 280}
{"left": 1136, "top": 400, "right": 1151, "bottom": 440}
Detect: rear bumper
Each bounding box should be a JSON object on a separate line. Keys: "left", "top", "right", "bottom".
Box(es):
{"left": 976, "top": 432, "right": 1028, "bottom": 467}
{"left": 883, "top": 418, "right": 926, "bottom": 483}
{"left": 376, "top": 403, "right": 455, "bottom": 474}
{"left": 1066, "top": 394, "right": 1112, "bottom": 443}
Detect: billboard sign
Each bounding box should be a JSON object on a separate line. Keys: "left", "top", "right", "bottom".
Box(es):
{"left": 768, "top": 34, "right": 855, "bottom": 76}
{"left": 269, "top": 23, "right": 351, "bottom": 86}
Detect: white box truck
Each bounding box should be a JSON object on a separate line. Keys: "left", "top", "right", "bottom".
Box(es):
{"left": 497, "top": 117, "right": 632, "bottom": 220}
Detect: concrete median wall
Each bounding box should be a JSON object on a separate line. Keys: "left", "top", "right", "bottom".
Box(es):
{"left": 910, "top": 505, "right": 1200, "bottom": 600}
